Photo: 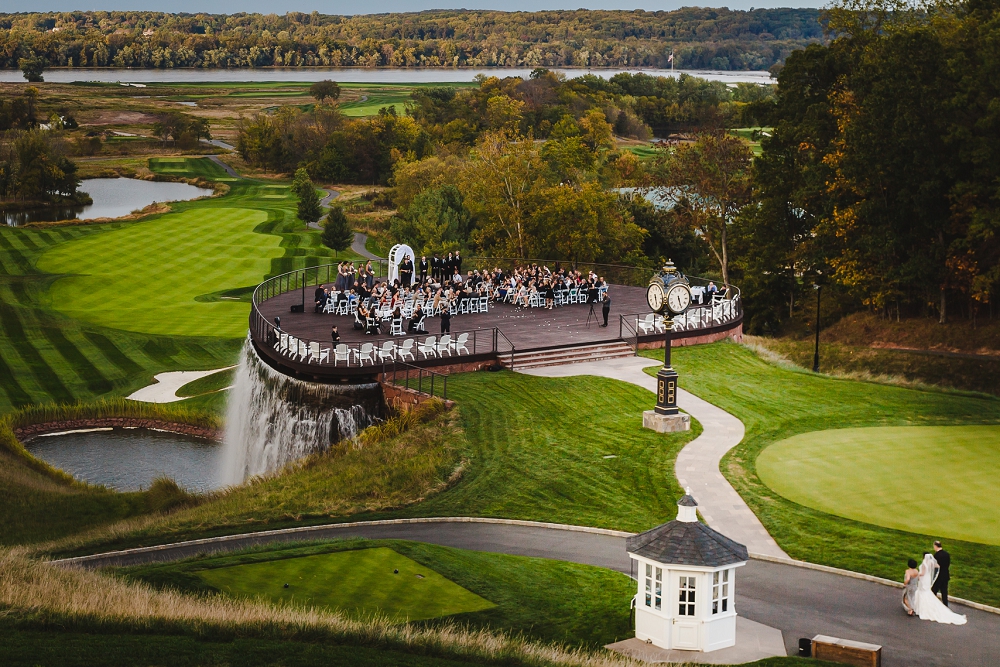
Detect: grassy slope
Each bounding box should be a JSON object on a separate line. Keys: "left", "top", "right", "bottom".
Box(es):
{"left": 175, "top": 367, "right": 235, "bottom": 397}
{"left": 642, "top": 342, "right": 1000, "bottom": 605}
{"left": 196, "top": 547, "right": 495, "bottom": 622}
{"left": 122, "top": 539, "right": 636, "bottom": 649}
{"left": 0, "top": 157, "right": 355, "bottom": 413}
{"left": 387, "top": 371, "right": 698, "bottom": 532}
{"left": 757, "top": 425, "right": 1000, "bottom": 546}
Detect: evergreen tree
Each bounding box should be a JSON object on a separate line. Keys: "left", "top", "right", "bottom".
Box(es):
{"left": 293, "top": 168, "right": 322, "bottom": 224}
{"left": 322, "top": 205, "right": 354, "bottom": 257}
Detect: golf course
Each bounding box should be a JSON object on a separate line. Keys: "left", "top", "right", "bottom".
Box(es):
{"left": 756, "top": 425, "right": 1000, "bottom": 546}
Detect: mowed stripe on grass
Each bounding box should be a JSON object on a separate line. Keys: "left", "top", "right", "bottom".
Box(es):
{"left": 757, "top": 425, "right": 1000, "bottom": 546}
{"left": 38, "top": 207, "right": 279, "bottom": 337}
{"left": 197, "top": 548, "right": 495, "bottom": 622}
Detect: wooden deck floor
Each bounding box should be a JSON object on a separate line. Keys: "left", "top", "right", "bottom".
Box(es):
{"left": 258, "top": 284, "right": 652, "bottom": 352}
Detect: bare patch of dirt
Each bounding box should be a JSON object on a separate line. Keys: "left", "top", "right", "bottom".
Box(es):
{"left": 80, "top": 110, "right": 160, "bottom": 126}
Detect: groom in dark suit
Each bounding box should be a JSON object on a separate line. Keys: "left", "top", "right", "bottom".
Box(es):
{"left": 932, "top": 540, "right": 950, "bottom": 606}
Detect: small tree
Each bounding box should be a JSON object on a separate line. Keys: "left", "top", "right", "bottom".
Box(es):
{"left": 310, "top": 80, "right": 341, "bottom": 105}
{"left": 321, "top": 205, "right": 354, "bottom": 256}
{"left": 293, "top": 168, "right": 322, "bottom": 224}
{"left": 19, "top": 57, "right": 45, "bottom": 83}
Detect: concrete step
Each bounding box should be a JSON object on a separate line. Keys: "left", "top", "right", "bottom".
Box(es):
{"left": 500, "top": 341, "right": 635, "bottom": 370}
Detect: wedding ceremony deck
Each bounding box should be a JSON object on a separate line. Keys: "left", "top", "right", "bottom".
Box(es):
{"left": 249, "top": 263, "right": 743, "bottom": 383}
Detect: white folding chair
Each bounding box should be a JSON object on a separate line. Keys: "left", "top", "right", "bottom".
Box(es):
{"left": 479, "top": 296, "right": 489, "bottom": 313}
{"left": 356, "top": 342, "right": 374, "bottom": 366}
{"left": 397, "top": 339, "right": 415, "bottom": 361}
{"left": 468, "top": 298, "right": 479, "bottom": 314}
{"left": 436, "top": 334, "right": 452, "bottom": 357}
{"left": 378, "top": 340, "right": 397, "bottom": 363}
{"left": 418, "top": 336, "right": 437, "bottom": 359}
{"left": 453, "top": 332, "right": 470, "bottom": 355}
{"left": 334, "top": 344, "right": 351, "bottom": 366}
{"left": 310, "top": 341, "right": 330, "bottom": 364}
{"left": 413, "top": 314, "right": 428, "bottom": 333}
{"left": 390, "top": 317, "right": 404, "bottom": 336}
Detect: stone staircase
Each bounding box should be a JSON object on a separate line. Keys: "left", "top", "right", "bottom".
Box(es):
{"left": 499, "top": 341, "right": 635, "bottom": 370}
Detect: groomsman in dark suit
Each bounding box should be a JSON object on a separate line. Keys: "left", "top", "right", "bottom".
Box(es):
{"left": 445, "top": 252, "right": 455, "bottom": 281}
{"left": 455, "top": 251, "right": 462, "bottom": 276}
{"left": 432, "top": 254, "right": 441, "bottom": 281}
{"left": 419, "top": 255, "right": 429, "bottom": 282}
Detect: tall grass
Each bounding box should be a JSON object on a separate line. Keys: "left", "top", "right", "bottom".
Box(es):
{"left": 0, "top": 548, "right": 659, "bottom": 667}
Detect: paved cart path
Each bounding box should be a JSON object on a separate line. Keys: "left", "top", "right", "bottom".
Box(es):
{"left": 519, "top": 356, "right": 788, "bottom": 558}
{"left": 56, "top": 518, "right": 998, "bottom": 666}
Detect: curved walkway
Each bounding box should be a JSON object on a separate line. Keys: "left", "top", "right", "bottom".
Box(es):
{"left": 351, "top": 231, "right": 383, "bottom": 260}
{"left": 518, "top": 356, "right": 787, "bottom": 557}
{"left": 54, "top": 518, "right": 998, "bottom": 666}
{"left": 206, "top": 154, "right": 239, "bottom": 178}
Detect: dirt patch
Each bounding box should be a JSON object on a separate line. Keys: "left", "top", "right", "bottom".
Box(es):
{"left": 80, "top": 110, "right": 160, "bottom": 126}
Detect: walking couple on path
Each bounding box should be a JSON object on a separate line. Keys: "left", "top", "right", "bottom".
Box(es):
{"left": 903, "top": 541, "right": 967, "bottom": 625}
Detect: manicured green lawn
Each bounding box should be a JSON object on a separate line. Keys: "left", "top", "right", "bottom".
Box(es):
{"left": 0, "top": 157, "right": 356, "bottom": 412}
{"left": 38, "top": 207, "right": 278, "bottom": 337}
{"left": 124, "top": 538, "right": 635, "bottom": 649}
{"left": 642, "top": 341, "right": 1000, "bottom": 605}
{"left": 757, "top": 425, "right": 1000, "bottom": 546}
{"left": 388, "top": 371, "right": 698, "bottom": 533}
{"left": 197, "top": 547, "right": 494, "bottom": 622}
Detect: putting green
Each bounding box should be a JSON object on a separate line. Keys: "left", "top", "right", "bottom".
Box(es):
{"left": 757, "top": 425, "right": 1000, "bottom": 545}
{"left": 196, "top": 548, "right": 495, "bottom": 621}
{"left": 37, "top": 207, "right": 279, "bottom": 337}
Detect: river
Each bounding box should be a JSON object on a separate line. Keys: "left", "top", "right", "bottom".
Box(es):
{"left": 0, "top": 67, "right": 773, "bottom": 85}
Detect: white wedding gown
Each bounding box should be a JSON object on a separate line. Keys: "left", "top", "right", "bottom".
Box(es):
{"left": 915, "top": 554, "right": 967, "bottom": 625}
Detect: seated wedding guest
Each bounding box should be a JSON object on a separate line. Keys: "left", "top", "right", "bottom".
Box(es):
{"left": 452, "top": 269, "right": 463, "bottom": 284}
{"left": 314, "top": 284, "right": 328, "bottom": 313}
{"left": 408, "top": 304, "right": 424, "bottom": 333}
{"left": 331, "top": 325, "right": 341, "bottom": 344}
{"left": 707, "top": 281, "right": 718, "bottom": 297}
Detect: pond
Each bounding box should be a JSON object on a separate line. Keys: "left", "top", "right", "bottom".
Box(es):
{"left": 2, "top": 177, "right": 214, "bottom": 226}
{"left": 0, "top": 67, "right": 773, "bottom": 85}
{"left": 25, "top": 428, "right": 225, "bottom": 492}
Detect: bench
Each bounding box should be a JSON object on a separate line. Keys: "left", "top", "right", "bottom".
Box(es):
{"left": 811, "top": 635, "right": 882, "bottom": 667}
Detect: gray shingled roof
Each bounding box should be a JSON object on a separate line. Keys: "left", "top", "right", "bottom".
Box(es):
{"left": 677, "top": 494, "right": 698, "bottom": 507}
{"left": 626, "top": 520, "right": 749, "bottom": 567}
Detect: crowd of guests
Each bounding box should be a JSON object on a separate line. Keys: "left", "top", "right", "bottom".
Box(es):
{"left": 309, "top": 255, "right": 612, "bottom": 339}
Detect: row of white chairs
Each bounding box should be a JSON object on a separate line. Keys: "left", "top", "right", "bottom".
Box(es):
{"left": 274, "top": 333, "right": 330, "bottom": 364}
{"left": 331, "top": 333, "right": 472, "bottom": 366}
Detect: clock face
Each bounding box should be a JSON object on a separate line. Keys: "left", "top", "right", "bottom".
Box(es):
{"left": 666, "top": 283, "right": 692, "bottom": 314}
{"left": 646, "top": 282, "right": 665, "bottom": 312}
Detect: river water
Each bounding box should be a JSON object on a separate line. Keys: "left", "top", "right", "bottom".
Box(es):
{"left": 2, "top": 177, "right": 214, "bottom": 226}
{"left": 0, "top": 67, "right": 773, "bottom": 85}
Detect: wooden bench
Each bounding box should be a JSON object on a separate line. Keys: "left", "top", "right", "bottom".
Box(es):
{"left": 812, "top": 635, "right": 882, "bottom": 667}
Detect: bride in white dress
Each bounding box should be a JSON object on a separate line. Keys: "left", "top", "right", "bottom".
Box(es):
{"left": 914, "top": 553, "right": 967, "bottom": 625}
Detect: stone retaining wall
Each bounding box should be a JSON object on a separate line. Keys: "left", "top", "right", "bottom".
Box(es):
{"left": 638, "top": 322, "right": 743, "bottom": 350}
{"left": 14, "top": 419, "right": 221, "bottom": 442}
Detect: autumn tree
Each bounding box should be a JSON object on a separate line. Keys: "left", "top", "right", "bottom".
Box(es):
{"left": 310, "top": 80, "right": 341, "bottom": 104}
{"left": 652, "top": 132, "right": 753, "bottom": 289}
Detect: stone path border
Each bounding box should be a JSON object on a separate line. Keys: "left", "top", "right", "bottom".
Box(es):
{"left": 518, "top": 356, "right": 788, "bottom": 557}
{"left": 126, "top": 367, "right": 234, "bottom": 403}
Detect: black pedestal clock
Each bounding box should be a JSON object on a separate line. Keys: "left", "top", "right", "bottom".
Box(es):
{"left": 646, "top": 260, "right": 692, "bottom": 416}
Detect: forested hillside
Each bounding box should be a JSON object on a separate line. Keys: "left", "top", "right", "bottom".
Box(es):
{"left": 0, "top": 8, "right": 823, "bottom": 71}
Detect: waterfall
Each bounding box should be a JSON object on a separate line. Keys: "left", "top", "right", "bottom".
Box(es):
{"left": 220, "top": 339, "right": 385, "bottom": 486}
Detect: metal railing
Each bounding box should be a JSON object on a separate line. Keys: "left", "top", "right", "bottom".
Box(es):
{"left": 495, "top": 327, "right": 516, "bottom": 370}
{"left": 382, "top": 360, "right": 448, "bottom": 400}
{"left": 620, "top": 314, "right": 639, "bottom": 354}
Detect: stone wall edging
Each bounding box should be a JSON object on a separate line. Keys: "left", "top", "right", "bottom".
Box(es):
{"left": 15, "top": 419, "right": 221, "bottom": 442}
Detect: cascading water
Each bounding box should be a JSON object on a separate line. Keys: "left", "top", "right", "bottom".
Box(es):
{"left": 220, "top": 339, "right": 385, "bottom": 486}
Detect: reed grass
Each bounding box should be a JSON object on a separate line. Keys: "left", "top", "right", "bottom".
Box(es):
{"left": 0, "top": 548, "right": 660, "bottom": 667}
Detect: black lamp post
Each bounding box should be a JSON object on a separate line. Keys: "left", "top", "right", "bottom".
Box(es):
{"left": 812, "top": 284, "right": 822, "bottom": 372}
{"left": 655, "top": 316, "right": 679, "bottom": 416}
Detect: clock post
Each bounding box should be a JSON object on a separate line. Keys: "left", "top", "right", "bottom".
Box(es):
{"left": 643, "top": 261, "right": 691, "bottom": 433}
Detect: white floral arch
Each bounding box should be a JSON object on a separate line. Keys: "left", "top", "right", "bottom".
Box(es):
{"left": 388, "top": 243, "right": 416, "bottom": 286}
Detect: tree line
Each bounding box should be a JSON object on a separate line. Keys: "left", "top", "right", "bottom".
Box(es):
{"left": 0, "top": 8, "right": 823, "bottom": 72}
{"left": 734, "top": 0, "right": 1000, "bottom": 330}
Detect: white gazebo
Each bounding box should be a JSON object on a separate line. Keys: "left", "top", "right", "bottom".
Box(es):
{"left": 388, "top": 243, "right": 416, "bottom": 286}
{"left": 626, "top": 489, "right": 748, "bottom": 653}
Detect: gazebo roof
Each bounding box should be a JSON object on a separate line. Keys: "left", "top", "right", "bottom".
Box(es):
{"left": 627, "top": 520, "right": 749, "bottom": 568}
